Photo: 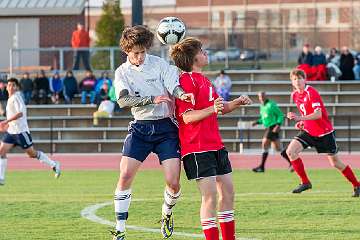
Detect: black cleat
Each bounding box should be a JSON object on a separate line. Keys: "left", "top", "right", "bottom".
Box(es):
{"left": 110, "top": 230, "right": 125, "bottom": 240}
{"left": 252, "top": 166, "right": 264, "bottom": 173}
{"left": 292, "top": 182, "right": 312, "bottom": 193}
{"left": 352, "top": 186, "right": 360, "bottom": 197}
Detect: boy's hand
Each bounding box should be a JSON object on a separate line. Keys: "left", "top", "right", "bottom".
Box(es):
{"left": 154, "top": 95, "right": 172, "bottom": 104}
{"left": 287, "top": 112, "right": 301, "bottom": 121}
{"left": 295, "top": 121, "right": 304, "bottom": 130}
{"left": 180, "top": 93, "right": 195, "bottom": 105}
{"left": 214, "top": 97, "right": 224, "bottom": 115}
{"left": 0, "top": 121, "right": 9, "bottom": 132}
{"left": 234, "top": 95, "right": 252, "bottom": 106}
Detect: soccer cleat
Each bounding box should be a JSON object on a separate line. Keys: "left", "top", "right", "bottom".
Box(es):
{"left": 352, "top": 186, "right": 360, "bottom": 197}
{"left": 160, "top": 213, "right": 174, "bottom": 239}
{"left": 110, "top": 230, "right": 126, "bottom": 240}
{"left": 52, "top": 161, "right": 61, "bottom": 179}
{"left": 292, "top": 182, "right": 312, "bottom": 194}
{"left": 252, "top": 166, "right": 265, "bottom": 173}
{"left": 0, "top": 179, "right": 4, "bottom": 186}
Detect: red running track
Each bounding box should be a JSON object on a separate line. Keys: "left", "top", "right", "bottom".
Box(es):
{"left": 6, "top": 153, "right": 360, "bottom": 171}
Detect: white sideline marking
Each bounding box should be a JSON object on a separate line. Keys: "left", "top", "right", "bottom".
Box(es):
{"left": 80, "top": 201, "right": 259, "bottom": 240}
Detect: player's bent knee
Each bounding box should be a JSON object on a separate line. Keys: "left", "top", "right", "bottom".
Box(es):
{"left": 286, "top": 149, "right": 297, "bottom": 160}
{"left": 166, "top": 180, "right": 180, "bottom": 192}
{"left": 118, "top": 171, "right": 135, "bottom": 185}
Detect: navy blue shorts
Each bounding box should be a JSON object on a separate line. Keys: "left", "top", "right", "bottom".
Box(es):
{"left": 2, "top": 132, "right": 33, "bottom": 149}
{"left": 122, "top": 118, "right": 180, "bottom": 163}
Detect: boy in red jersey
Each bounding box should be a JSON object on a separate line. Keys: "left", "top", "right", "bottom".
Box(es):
{"left": 286, "top": 69, "right": 360, "bottom": 197}
{"left": 170, "top": 37, "right": 252, "bottom": 240}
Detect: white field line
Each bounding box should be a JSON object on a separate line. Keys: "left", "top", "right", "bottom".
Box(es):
{"left": 80, "top": 190, "right": 346, "bottom": 240}
{"left": 80, "top": 200, "right": 259, "bottom": 240}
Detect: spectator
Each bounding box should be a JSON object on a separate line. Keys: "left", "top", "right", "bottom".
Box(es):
{"left": 108, "top": 85, "right": 121, "bottom": 113}
{"left": 71, "top": 23, "right": 91, "bottom": 70}
{"left": 20, "top": 72, "right": 33, "bottom": 105}
{"left": 312, "top": 46, "right": 327, "bottom": 81}
{"left": 33, "top": 70, "right": 50, "bottom": 104}
{"left": 353, "top": 52, "right": 360, "bottom": 80}
{"left": 63, "top": 70, "right": 78, "bottom": 104}
{"left": 326, "top": 48, "right": 342, "bottom": 81}
{"left": 340, "top": 46, "right": 355, "bottom": 80}
{"left": 0, "top": 81, "right": 8, "bottom": 116}
{"left": 95, "top": 71, "right": 112, "bottom": 94}
{"left": 79, "top": 70, "right": 96, "bottom": 104}
{"left": 49, "top": 71, "right": 63, "bottom": 104}
{"left": 95, "top": 71, "right": 112, "bottom": 103}
{"left": 214, "top": 69, "right": 232, "bottom": 101}
{"left": 92, "top": 96, "right": 115, "bottom": 126}
{"left": 96, "top": 82, "right": 110, "bottom": 105}
{"left": 312, "top": 46, "right": 326, "bottom": 66}
{"left": 297, "top": 43, "right": 313, "bottom": 65}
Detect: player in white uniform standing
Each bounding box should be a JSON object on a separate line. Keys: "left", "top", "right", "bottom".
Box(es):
{"left": 0, "top": 78, "right": 61, "bottom": 185}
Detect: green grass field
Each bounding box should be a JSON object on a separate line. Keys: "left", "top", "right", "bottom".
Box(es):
{"left": 0, "top": 169, "right": 359, "bottom": 240}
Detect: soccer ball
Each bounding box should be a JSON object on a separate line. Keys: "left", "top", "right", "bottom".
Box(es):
{"left": 156, "top": 17, "right": 186, "bottom": 45}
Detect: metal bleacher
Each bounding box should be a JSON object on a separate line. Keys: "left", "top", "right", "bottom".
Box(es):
{"left": 11, "top": 70, "right": 360, "bottom": 153}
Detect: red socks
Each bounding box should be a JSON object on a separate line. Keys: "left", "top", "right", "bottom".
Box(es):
{"left": 291, "top": 158, "right": 311, "bottom": 184}
{"left": 201, "top": 218, "right": 219, "bottom": 240}
{"left": 341, "top": 165, "right": 360, "bottom": 187}
{"left": 218, "top": 210, "right": 235, "bottom": 240}
{"left": 201, "top": 211, "right": 236, "bottom": 240}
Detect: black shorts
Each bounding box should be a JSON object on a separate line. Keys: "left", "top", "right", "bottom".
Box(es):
{"left": 294, "top": 131, "right": 338, "bottom": 154}
{"left": 182, "top": 148, "right": 232, "bottom": 180}
{"left": 264, "top": 125, "right": 280, "bottom": 141}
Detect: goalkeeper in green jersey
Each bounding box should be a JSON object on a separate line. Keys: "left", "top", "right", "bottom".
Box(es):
{"left": 252, "top": 91, "right": 292, "bottom": 172}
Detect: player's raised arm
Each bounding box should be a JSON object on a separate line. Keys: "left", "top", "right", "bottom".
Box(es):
{"left": 182, "top": 97, "right": 223, "bottom": 124}
{"left": 220, "top": 95, "right": 252, "bottom": 115}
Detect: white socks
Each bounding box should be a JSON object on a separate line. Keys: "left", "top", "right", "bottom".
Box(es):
{"left": 162, "top": 188, "right": 181, "bottom": 216}
{"left": 37, "top": 151, "right": 56, "bottom": 167}
{"left": 114, "top": 189, "right": 132, "bottom": 232}
{"left": 0, "top": 157, "right": 7, "bottom": 183}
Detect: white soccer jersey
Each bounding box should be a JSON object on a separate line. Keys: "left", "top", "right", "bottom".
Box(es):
{"left": 114, "top": 54, "right": 179, "bottom": 120}
{"left": 6, "top": 91, "right": 29, "bottom": 134}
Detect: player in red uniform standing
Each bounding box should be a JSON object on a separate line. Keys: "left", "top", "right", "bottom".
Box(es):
{"left": 170, "top": 37, "right": 252, "bottom": 240}
{"left": 286, "top": 69, "right": 360, "bottom": 197}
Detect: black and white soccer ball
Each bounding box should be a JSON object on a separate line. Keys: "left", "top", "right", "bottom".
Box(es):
{"left": 156, "top": 17, "right": 186, "bottom": 45}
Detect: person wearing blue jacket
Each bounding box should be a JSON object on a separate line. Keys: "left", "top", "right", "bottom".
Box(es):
{"left": 49, "top": 71, "right": 63, "bottom": 104}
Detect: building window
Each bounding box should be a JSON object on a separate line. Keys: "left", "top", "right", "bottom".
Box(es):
{"left": 290, "top": 33, "right": 297, "bottom": 48}
{"left": 224, "top": 11, "right": 232, "bottom": 28}
{"left": 235, "top": 10, "right": 245, "bottom": 28}
{"left": 212, "top": 11, "right": 220, "bottom": 28}
{"left": 299, "top": 8, "right": 307, "bottom": 26}
{"left": 289, "top": 9, "right": 299, "bottom": 26}
{"left": 317, "top": 8, "right": 326, "bottom": 25}
{"left": 330, "top": 8, "right": 338, "bottom": 24}
{"left": 271, "top": 10, "right": 280, "bottom": 27}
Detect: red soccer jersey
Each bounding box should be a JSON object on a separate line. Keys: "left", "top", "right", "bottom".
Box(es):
{"left": 291, "top": 85, "right": 334, "bottom": 137}
{"left": 175, "top": 72, "right": 224, "bottom": 157}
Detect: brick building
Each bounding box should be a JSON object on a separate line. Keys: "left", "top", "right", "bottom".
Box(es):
{"left": 0, "top": 0, "right": 86, "bottom": 70}
{"left": 89, "top": 0, "right": 360, "bottom": 52}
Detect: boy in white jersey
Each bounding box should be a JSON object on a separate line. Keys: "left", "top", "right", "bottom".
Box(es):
{"left": 0, "top": 78, "right": 61, "bottom": 185}
{"left": 110, "top": 25, "right": 194, "bottom": 240}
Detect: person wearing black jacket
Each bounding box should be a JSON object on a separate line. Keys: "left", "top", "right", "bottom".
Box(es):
{"left": 63, "top": 70, "right": 78, "bottom": 104}
{"left": 33, "top": 70, "right": 50, "bottom": 104}
{"left": 20, "top": 72, "right": 33, "bottom": 105}
{"left": 297, "top": 44, "right": 313, "bottom": 65}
